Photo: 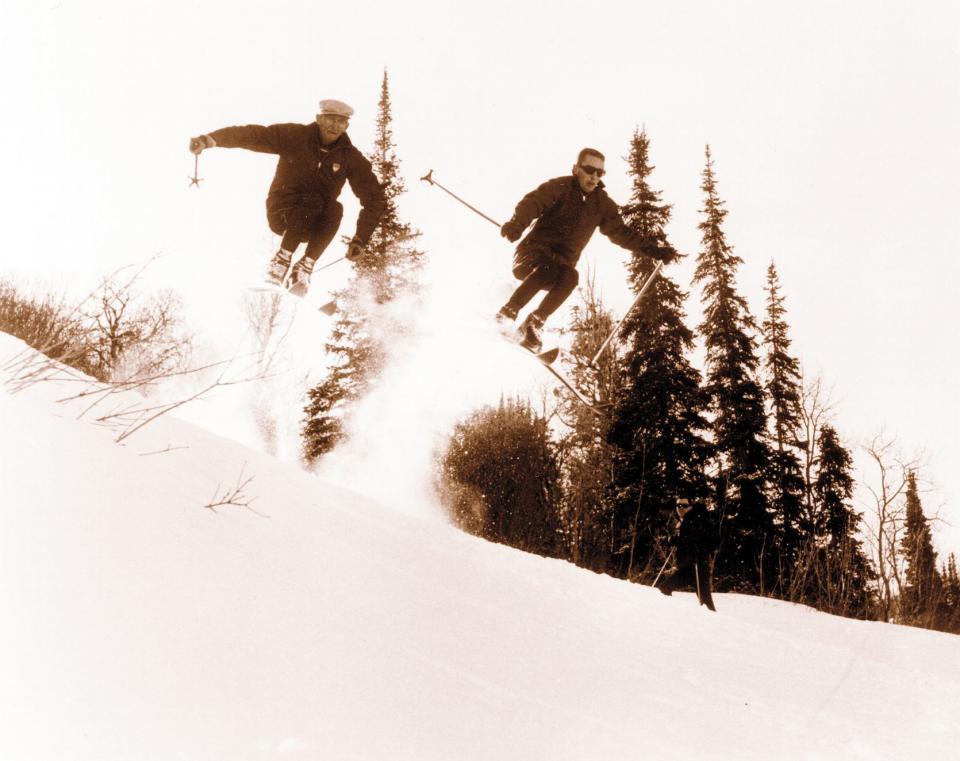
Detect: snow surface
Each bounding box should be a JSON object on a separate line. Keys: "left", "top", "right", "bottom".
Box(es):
{"left": 1, "top": 332, "right": 958, "bottom": 761}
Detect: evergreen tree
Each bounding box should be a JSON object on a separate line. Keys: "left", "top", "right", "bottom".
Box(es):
{"left": 302, "top": 70, "right": 424, "bottom": 462}
{"left": 553, "top": 278, "right": 620, "bottom": 573}
{"left": 605, "top": 128, "right": 711, "bottom": 582}
{"left": 811, "top": 425, "right": 874, "bottom": 617}
{"left": 899, "top": 471, "right": 942, "bottom": 627}
{"left": 761, "top": 261, "right": 806, "bottom": 583}
{"left": 440, "top": 398, "right": 562, "bottom": 556}
{"left": 693, "top": 146, "right": 774, "bottom": 592}
{"left": 939, "top": 554, "right": 960, "bottom": 633}
{"left": 354, "top": 69, "right": 424, "bottom": 298}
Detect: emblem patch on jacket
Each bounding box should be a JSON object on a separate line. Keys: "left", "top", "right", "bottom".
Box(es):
{"left": 332, "top": 163, "right": 341, "bottom": 173}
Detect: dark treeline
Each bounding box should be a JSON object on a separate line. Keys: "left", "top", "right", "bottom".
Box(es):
{"left": 438, "top": 131, "right": 959, "bottom": 635}
{"left": 287, "top": 71, "right": 956, "bottom": 635}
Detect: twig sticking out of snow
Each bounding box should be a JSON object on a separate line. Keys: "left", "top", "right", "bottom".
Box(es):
{"left": 204, "top": 464, "right": 266, "bottom": 517}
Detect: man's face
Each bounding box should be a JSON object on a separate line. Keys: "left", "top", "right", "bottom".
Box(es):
{"left": 316, "top": 113, "right": 349, "bottom": 144}
{"left": 573, "top": 154, "right": 605, "bottom": 194}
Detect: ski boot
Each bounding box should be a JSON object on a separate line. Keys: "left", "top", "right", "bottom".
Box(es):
{"left": 289, "top": 257, "right": 315, "bottom": 297}
{"left": 657, "top": 570, "right": 677, "bottom": 596}
{"left": 517, "top": 313, "right": 544, "bottom": 353}
{"left": 495, "top": 305, "right": 518, "bottom": 334}
{"left": 266, "top": 249, "right": 293, "bottom": 287}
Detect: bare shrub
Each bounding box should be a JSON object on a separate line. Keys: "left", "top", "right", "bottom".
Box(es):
{"left": 1, "top": 264, "right": 192, "bottom": 385}
{"left": 0, "top": 279, "right": 95, "bottom": 376}
{"left": 82, "top": 268, "right": 192, "bottom": 382}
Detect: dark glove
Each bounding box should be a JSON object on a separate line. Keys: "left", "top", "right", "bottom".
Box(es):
{"left": 639, "top": 238, "right": 678, "bottom": 264}
{"left": 345, "top": 237, "right": 366, "bottom": 261}
{"left": 189, "top": 134, "right": 216, "bottom": 155}
{"left": 500, "top": 219, "right": 524, "bottom": 243}
{"left": 655, "top": 243, "right": 679, "bottom": 264}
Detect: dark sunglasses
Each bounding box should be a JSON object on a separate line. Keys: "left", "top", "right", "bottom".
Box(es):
{"left": 578, "top": 164, "right": 605, "bottom": 177}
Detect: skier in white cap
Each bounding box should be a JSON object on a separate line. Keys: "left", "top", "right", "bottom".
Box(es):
{"left": 190, "top": 99, "right": 385, "bottom": 295}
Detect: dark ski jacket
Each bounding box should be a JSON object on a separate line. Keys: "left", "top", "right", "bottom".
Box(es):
{"left": 671, "top": 503, "right": 718, "bottom": 563}
{"left": 208, "top": 123, "right": 385, "bottom": 243}
{"left": 508, "top": 175, "right": 652, "bottom": 267}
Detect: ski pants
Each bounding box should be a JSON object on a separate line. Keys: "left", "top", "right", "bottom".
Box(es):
{"left": 659, "top": 557, "right": 716, "bottom": 611}
{"left": 267, "top": 200, "right": 343, "bottom": 262}
{"left": 502, "top": 245, "right": 579, "bottom": 320}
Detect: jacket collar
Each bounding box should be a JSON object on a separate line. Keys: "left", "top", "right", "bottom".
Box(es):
{"left": 569, "top": 174, "right": 605, "bottom": 197}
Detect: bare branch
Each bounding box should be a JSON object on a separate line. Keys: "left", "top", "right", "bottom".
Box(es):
{"left": 798, "top": 369, "right": 837, "bottom": 525}
{"left": 860, "top": 430, "right": 925, "bottom": 621}
{"left": 204, "top": 464, "right": 266, "bottom": 517}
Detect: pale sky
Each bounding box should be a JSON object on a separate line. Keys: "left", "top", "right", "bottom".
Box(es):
{"left": 3, "top": 0, "right": 959, "bottom": 554}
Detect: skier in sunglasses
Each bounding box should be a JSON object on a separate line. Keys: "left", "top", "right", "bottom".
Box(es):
{"left": 496, "top": 148, "right": 676, "bottom": 351}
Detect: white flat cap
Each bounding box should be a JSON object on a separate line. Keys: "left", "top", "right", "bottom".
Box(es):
{"left": 317, "top": 99, "right": 354, "bottom": 118}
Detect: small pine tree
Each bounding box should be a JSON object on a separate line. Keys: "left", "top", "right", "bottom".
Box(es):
{"left": 354, "top": 69, "right": 424, "bottom": 297}
{"left": 694, "top": 146, "right": 774, "bottom": 592}
{"left": 302, "top": 69, "right": 424, "bottom": 461}
{"left": 607, "top": 128, "right": 711, "bottom": 582}
{"left": 301, "top": 370, "right": 351, "bottom": 462}
{"left": 761, "top": 261, "right": 807, "bottom": 585}
{"left": 938, "top": 554, "right": 960, "bottom": 633}
{"left": 899, "top": 471, "right": 942, "bottom": 627}
{"left": 811, "top": 425, "right": 874, "bottom": 617}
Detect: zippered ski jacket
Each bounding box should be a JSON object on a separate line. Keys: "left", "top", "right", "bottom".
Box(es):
{"left": 208, "top": 123, "right": 386, "bottom": 244}
{"left": 510, "top": 175, "right": 649, "bottom": 266}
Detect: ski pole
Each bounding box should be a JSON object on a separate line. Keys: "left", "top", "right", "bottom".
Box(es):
{"left": 590, "top": 260, "right": 663, "bottom": 366}
{"left": 188, "top": 154, "right": 202, "bottom": 187}
{"left": 652, "top": 547, "right": 675, "bottom": 589}
{"left": 313, "top": 235, "right": 362, "bottom": 272}
{"left": 420, "top": 170, "right": 502, "bottom": 229}
{"left": 315, "top": 255, "right": 345, "bottom": 272}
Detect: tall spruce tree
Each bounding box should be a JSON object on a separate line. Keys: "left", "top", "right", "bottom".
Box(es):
{"left": 761, "top": 261, "right": 806, "bottom": 584}
{"left": 302, "top": 70, "right": 424, "bottom": 461}
{"left": 812, "top": 425, "right": 874, "bottom": 617}
{"left": 605, "top": 128, "right": 711, "bottom": 582}
{"left": 694, "top": 146, "right": 774, "bottom": 592}
{"left": 899, "top": 471, "right": 942, "bottom": 627}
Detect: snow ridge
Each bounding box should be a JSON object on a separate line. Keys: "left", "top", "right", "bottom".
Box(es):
{"left": 2, "top": 333, "right": 958, "bottom": 760}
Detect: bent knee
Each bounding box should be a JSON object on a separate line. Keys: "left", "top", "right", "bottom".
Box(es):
{"left": 326, "top": 200, "right": 344, "bottom": 222}
{"left": 557, "top": 263, "right": 579, "bottom": 288}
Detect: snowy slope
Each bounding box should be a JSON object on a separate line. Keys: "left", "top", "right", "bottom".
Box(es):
{"left": 1, "top": 333, "right": 958, "bottom": 761}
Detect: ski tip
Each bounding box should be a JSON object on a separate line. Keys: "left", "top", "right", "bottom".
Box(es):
{"left": 538, "top": 347, "right": 560, "bottom": 365}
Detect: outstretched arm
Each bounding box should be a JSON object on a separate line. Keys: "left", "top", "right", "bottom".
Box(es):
{"left": 600, "top": 199, "right": 678, "bottom": 263}
{"left": 188, "top": 124, "right": 299, "bottom": 155}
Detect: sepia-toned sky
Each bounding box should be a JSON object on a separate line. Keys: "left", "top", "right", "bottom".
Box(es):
{"left": 3, "top": 0, "right": 958, "bottom": 554}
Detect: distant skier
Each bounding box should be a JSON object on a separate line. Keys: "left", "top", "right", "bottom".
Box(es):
{"left": 189, "top": 99, "right": 385, "bottom": 296}
{"left": 496, "top": 148, "right": 677, "bottom": 351}
{"left": 657, "top": 499, "right": 718, "bottom": 612}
